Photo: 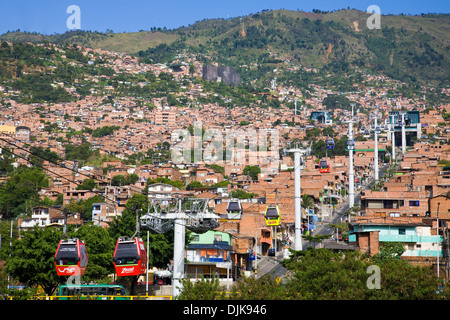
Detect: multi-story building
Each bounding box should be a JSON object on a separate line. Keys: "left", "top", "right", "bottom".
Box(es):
{"left": 360, "top": 189, "right": 429, "bottom": 220}
{"left": 185, "top": 230, "right": 234, "bottom": 284}
{"left": 349, "top": 219, "right": 442, "bottom": 259}
{"left": 154, "top": 106, "right": 176, "bottom": 126}
{"left": 20, "top": 206, "right": 82, "bottom": 229}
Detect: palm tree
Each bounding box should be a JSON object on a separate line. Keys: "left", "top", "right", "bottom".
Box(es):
{"left": 301, "top": 194, "right": 314, "bottom": 212}
{"left": 301, "top": 194, "right": 315, "bottom": 237}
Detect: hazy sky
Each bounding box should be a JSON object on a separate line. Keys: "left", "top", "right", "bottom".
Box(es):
{"left": 0, "top": 0, "right": 448, "bottom": 34}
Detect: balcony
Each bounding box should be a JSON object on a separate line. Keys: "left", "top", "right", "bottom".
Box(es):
{"left": 403, "top": 249, "right": 442, "bottom": 257}
{"left": 379, "top": 234, "right": 442, "bottom": 243}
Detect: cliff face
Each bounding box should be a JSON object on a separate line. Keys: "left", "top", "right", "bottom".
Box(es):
{"left": 203, "top": 65, "right": 240, "bottom": 86}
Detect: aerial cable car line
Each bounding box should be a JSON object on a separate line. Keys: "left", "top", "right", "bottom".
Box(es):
{"left": 0, "top": 136, "right": 304, "bottom": 210}
{"left": 0, "top": 137, "right": 307, "bottom": 227}
{"left": 1, "top": 144, "right": 207, "bottom": 234}
{"left": 0, "top": 137, "right": 112, "bottom": 185}
{"left": 0, "top": 144, "right": 122, "bottom": 208}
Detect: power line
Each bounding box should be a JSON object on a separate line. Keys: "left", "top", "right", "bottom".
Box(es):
{"left": 0, "top": 140, "right": 121, "bottom": 207}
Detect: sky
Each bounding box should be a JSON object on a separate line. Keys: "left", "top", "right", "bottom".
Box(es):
{"left": 0, "top": 0, "right": 448, "bottom": 35}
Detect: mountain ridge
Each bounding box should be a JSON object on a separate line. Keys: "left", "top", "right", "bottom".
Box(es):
{"left": 1, "top": 9, "right": 449, "bottom": 85}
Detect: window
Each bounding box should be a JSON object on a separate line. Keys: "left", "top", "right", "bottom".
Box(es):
{"left": 409, "top": 200, "right": 419, "bottom": 207}
{"left": 398, "top": 228, "right": 406, "bottom": 235}
{"left": 214, "top": 234, "right": 222, "bottom": 242}
{"left": 191, "top": 235, "right": 199, "bottom": 242}
{"left": 383, "top": 200, "right": 394, "bottom": 209}
{"left": 390, "top": 212, "right": 400, "bottom": 217}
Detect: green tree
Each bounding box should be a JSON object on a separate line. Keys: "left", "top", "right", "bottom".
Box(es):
{"left": 5, "top": 226, "right": 63, "bottom": 295}
{"left": 243, "top": 165, "right": 261, "bottom": 180}
{"left": 111, "top": 174, "right": 127, "bottom": 186}
{"left": 373, "top": 242, "right": 406, "bottom": 263}
{"left": 75, "top": 224, "right": 115, "bottom": 282}
{"left": 186, "top": 181, "right": 204, "bottom": 190}
{"left": 65, "top": 143, "right": 96, "bottom": 161}
{"left": 229, "top": 275, "right": 286, "bottom": 300}
{"left": 283, "top": 248, "right": 449, "bottom": 300}
{"left": 0, "top": 166, "right": 49, "bottom": 219}
{"left": 178, "top": 277, "right": 226, "bottom": 300}
{"left": 231, "top": 189, "right": 258, "bottom": 199}
{"left": 301, "top": 194, "right": 314, "bottom": 211}
{"left": 76, "top": 178, "right": 98, "bottom": 191}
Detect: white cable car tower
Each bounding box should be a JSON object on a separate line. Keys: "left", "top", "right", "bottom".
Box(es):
{"left": 140, "top": 197, "right": 220, "bottom": 298}
{"left": 288, "top": 144, "right": 303, "bottom": 251}
{"left": 347, "top": 104, "right": 357, "bottom": 210}
{"left": 371, "top": 110, "right": 381, "bottom": 181}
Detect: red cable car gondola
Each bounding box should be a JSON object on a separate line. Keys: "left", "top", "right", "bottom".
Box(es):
{"left": 54, "top": 238, "right": 88, "bottom": 276}
{"left": 113, "top": 237, "right": 147, "bottom": 277}
{"left": 319, "top": 159, "right": 330, "bottom": 173}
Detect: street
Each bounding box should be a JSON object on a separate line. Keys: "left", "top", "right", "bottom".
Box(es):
{"left": 253, "top": 162, "right": 391, "bottom": 278}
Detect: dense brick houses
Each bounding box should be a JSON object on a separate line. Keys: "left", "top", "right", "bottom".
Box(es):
{"left": 350, "top": 141, "right": 450, "bottom": 276}
{"left": 1, "top": 41, "right": 448, "bottom": 282}
{"left": 20, "top": 206, "right": 82, "bottom": 230}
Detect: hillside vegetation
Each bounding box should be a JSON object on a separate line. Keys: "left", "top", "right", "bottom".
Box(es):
{"left": 1, "top": 9, "right": 449, "bottom": 86}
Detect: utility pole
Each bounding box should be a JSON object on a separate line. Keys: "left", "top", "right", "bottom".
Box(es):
{"left": 289, "top": 146, "right": 303, "bottom": 251}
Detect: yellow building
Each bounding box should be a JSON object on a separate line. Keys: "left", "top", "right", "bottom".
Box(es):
{"left": 0, "top": 125, "right": 16, "bottom": 137}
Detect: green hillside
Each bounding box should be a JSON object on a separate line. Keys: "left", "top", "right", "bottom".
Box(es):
{"left": 1, "top": 9, "right": 449, "bottom": 86}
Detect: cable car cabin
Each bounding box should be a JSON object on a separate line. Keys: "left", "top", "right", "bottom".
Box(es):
{"left": 363, "top": 129, "right": 370, "bottom": 138}
{"left": 226, "top": 199, "right": 243, "bottom": 220}
{"left": 264, "top": 206, "right": 281, "bottom": 226}
{"left": 113, "top": 237, "right": 147, "bottom": 277}
{"left": 347, "top": 139, "right": 355, "bottom": 151}
{"left": 319, "top": 159, "right": 330, "bottom": 173}
{"left": 54, "top": 238, "right": 88, "bottom": 276}
{"left": 326, "top": 138, "right": 335, "bottom": 149}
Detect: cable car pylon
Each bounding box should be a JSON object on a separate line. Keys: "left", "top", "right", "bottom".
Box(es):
{"left": 288, "top": 144, "right": 303, "bottom": 251}
{"left": 140, "top": 197, "right": 220, "bottom": 298}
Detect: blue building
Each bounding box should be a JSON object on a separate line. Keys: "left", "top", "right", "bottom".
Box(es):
{"left": 310, "top": 110, "right": 332, "bottom": 125}
{"left": 348, "top": 221, "right": 442, "bottom": 258}
{"left": 388, "top": 110, "right": 422, "bottom": 147}
{"left": 185, "top": 230, "right": 234, "bottom": 281}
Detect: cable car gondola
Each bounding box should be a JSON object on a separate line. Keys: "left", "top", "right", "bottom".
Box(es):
{"left": 54, "top": 238, "right": 88, "bottom": 276}
{"left": 226, "top": 199, "right": 243, "bottom": 220}
{"left": 326, "top": 138, "right": 335, "bottom": 150}
{"left": 347, "top": 139, "right": 355, "bottom": 150}
{"left": 264, "top": 205, "right": 281, "bottom": 226}
{"left": 363, "top": 129, "right": 370, "bottom": 138}
{"left": 113, "top": 237, "right": 147, "bottom": 277}
{"left": 319, "top": 159, "right": 330, "bottom": 173}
